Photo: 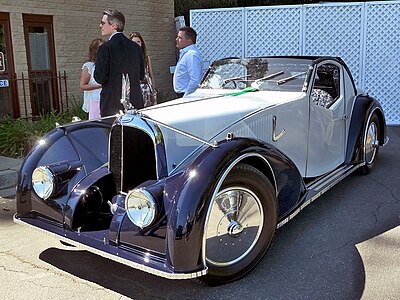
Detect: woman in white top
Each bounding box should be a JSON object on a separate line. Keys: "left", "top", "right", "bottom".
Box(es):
{"left": 80, "top": 38, "right": 103, "bottom": 119}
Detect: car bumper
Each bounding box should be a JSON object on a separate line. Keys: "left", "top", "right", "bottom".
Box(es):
{"left": 13, "top": 214, "right": 208, "bottom": 280}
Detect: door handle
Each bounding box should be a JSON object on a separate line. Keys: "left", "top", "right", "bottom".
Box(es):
{"left": 272, "top": 115, "right": 285, "bottom": 142}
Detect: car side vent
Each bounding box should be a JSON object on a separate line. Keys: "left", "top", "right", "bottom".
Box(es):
{"left": 109, "top": 125, "right": 157, "bottom": 192}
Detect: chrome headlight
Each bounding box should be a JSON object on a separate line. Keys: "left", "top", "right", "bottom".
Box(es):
{"left": 32, "top": 166, "right": 54, "bottom": 200}
{"left": 125, "top": 189, "right": 157, "bottom": 229}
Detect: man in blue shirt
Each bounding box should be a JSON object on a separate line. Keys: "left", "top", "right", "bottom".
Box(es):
{"left": 173, "top": 27, "right": 203, "bottom": 97}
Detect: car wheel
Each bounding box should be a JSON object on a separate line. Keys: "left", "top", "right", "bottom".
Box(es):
{"left": 200, "top": 163, "right": 278, "bottom": 285}
{"left": 360, "top": 113, "right": 380, "bottom": 174}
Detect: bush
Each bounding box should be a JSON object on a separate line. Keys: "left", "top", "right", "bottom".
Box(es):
{"left": 0, "top": 101, "right": 87, "bottom": 158}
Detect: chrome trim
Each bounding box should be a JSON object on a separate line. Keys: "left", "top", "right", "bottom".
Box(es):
{"left": 111, "top": 115, "right": 165, "bottom": 186}
{"left": 202, "top": 153, "right": 277, "bottom": 266}
{"left": 140, "top": 114, "right": 219, "bottom": 148}
{"left": 307, "top": 164, "right": 354, "bottom": 191}
{"left": 277, "top": 162, "right": 363, "bottom": 228}
{"left": 121, "top": 123, "right": 125, "bottom": 194}
{"left": 226, "top": 132, "right": 234, "bottom": 141}
{"left": 383, "top": 136, "right": 389, "bottom": 147}
{"left": 272, "top": 115, "right": 285, "bottom": 142}
{"left": 13, "top": 215, "right": 208, "bottom": 280}
{"left": 277, "top": 71, "right": 308, "bottom": 85}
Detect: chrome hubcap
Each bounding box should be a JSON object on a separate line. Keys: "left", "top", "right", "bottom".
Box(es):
{"left": 365, "top": 122, "right": 378, "bottom": 164}
{"left": 228, "top": 220, "right": 243, "bottom": 236}
{"left": 205, "top": 188, "right": 263, "bottom": 266}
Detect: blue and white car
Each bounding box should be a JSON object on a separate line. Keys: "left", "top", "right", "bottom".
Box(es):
{"left": 15, "top": 56, "right": 388, "bottom": 285}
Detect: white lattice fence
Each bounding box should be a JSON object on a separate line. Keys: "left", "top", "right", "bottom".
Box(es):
{"left": 245, "top": 6, "right": 302, "bottom": 56}
{"left": 303, "top": 3, "right": 363, "bottom": 87}
{"left": 363, "top": 2, "right": 400, "bottom": 124}
{"left": 191, "top": 1, "right": 400, "bottom": 124}
{"left": 190, "top": 8, "right": 244, "bottom": 68}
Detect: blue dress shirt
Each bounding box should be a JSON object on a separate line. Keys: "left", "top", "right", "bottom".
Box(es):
{"left": 173, "top": 44, "right": 203, "bottom": 96}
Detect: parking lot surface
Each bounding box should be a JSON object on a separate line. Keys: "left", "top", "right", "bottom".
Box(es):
{"left": 1, "top": 127, "right": 399, "bottom": 300}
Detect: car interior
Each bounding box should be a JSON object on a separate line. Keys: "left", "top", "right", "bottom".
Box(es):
{"left": 311, "top": 64, "right": 340, "bottom": 108}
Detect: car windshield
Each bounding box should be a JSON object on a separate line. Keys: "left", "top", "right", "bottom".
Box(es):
{"left": 200, "top": 57, "right": 313, "bottom": 92}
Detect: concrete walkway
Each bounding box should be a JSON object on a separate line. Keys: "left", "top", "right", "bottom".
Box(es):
{"left": 0, "top": 155, "right": 23, "bottom": 198}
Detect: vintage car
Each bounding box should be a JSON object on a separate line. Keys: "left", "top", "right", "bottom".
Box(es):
{"left": 14, "top": 56, "right": 388, "bottom": 285}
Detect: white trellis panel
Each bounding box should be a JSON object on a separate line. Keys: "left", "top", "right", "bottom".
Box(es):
{"left": 191, "top": 1, "right": 400, "bottom": 124}
{"left": 245, "top": 6, "right": 303, "bottom": 57}
{"left": 303, "top": 3, "right": 364, "bottom": 87}
{"left": 363, "top": 1, "right": 400, "bottom": 125}
{"left": 190, "top": 8, "right": 244, "bottom": 67}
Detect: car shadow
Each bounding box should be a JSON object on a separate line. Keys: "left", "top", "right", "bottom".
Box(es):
{"left": 39, "top": 126, "right": 400, "bottom": 300}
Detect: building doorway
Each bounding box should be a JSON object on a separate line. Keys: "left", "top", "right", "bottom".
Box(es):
{"left": 23, "top": 14, "right": 58, "bottom": 116}
{"left": 0, "top": 12, "right": 19, "bottom": 120}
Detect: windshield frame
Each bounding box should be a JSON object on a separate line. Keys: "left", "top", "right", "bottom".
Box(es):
{"left": 200, "top": 57, "right": 315, "bottom": 93}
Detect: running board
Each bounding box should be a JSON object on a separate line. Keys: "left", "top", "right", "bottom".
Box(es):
{"left": 277, "top": 162, "right": 365, "bottom": 228}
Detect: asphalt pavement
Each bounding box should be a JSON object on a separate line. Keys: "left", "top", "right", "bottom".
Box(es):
{"left": 0, "top": 126, "right": 399, "bottom": 299}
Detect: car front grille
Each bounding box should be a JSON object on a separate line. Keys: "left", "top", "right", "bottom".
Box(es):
{"left": 109, "top": 125, "right": 157, "bottom": 193}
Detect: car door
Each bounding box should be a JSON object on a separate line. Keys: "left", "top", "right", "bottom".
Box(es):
{"left": 306, "top": 62, "right": 347, "bottom": 177}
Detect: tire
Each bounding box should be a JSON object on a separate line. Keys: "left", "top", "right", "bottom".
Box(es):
{"left": 200, "top": 163, "right": 278, "bottom": 285}
{"left": 360, "top": 113, "right": 380, "bottom": 175}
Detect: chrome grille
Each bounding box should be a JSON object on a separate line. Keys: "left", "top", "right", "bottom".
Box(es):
{"left": 109, "top": 125, "right": 157, "bottom": 192}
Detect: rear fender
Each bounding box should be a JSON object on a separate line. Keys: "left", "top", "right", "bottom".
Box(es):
{"left": 345, "top": 95, "right": 387, "bottom": 163}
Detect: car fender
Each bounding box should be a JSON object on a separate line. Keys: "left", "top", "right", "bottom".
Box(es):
{"left": 163, "top": 138, "right": 306, "bottom": 272}
{"left": 16, "top": 121, "right": 111, "bottom": 223}
{"left": 345, "top": 95, "right": 387, "bottom": 163}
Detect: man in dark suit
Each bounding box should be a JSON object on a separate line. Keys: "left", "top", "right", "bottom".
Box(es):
{"left": 94, "top": 9, "right": 144, "bottom": 117}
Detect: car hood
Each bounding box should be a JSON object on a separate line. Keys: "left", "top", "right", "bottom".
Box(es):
{"left": 141, "top": 88, "right": 304, "bottom": 141}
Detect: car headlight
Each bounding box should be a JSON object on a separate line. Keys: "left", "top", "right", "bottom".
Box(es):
{"left": 32, "top": 166, "right": 54, "bottom": 200}
{"left": 125, "top": 189, "right": 157, "bottom": 229}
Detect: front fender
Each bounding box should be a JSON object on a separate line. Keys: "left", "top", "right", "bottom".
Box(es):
{"left": 164, "top": 138, "right": 305, "bottom": 272}
{"left": 16, "top": 120, "right": 111, "bottom": 223}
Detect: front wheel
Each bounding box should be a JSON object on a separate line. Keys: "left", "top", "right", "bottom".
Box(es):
{"left": 360, "top": 113, "right": 380, "bottom": 174}
{"left": 200, "top": 163, "right": 278, "bottom": 285}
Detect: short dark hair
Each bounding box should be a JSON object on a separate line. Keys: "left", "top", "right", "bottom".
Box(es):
{"left": 103, "top": 9, "right": 125, "bottom": 32}
{"left": 179, "top": 26, "right": 197, "bottom": 44}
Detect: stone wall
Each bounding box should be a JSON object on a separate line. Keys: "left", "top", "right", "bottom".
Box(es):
{"left": 0, "top": 0, "right": 177, "bottom": 115}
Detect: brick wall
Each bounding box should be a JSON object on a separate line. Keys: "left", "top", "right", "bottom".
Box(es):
{"left": 0, "top": 0, "right": 177, "bottom": 116}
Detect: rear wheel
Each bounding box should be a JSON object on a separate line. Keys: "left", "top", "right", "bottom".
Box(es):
{"left": 360, "top": 113, "right": 380, "bottom": 174}
{"left": 200, "top": 163, "right": 277, "bottom": 285}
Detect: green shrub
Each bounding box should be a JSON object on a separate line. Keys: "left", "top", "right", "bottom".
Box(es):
{"left": 0, "top": 118, "right": 32, "bottom": 158}
{"left": 0, "top": 100, "right": 88, "bottom": 158}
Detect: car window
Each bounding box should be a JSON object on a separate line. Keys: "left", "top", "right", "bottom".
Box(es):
{"left": 311, "top": 64, "right": 340, "bottom": 109}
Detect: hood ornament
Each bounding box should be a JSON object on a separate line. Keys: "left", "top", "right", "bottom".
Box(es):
{"left": 120, "top": 73, "right": 134, "bottom": 112}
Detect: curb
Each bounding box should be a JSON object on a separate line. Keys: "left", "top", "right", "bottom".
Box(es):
{"left": 0, "top": 169, "right": 19, "bottom": 188}
{"left": 0, "top": 186, "right": 17, "bottom": 198}
{"left": 0, "top": 156, "right": 22, "bottom": 198}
